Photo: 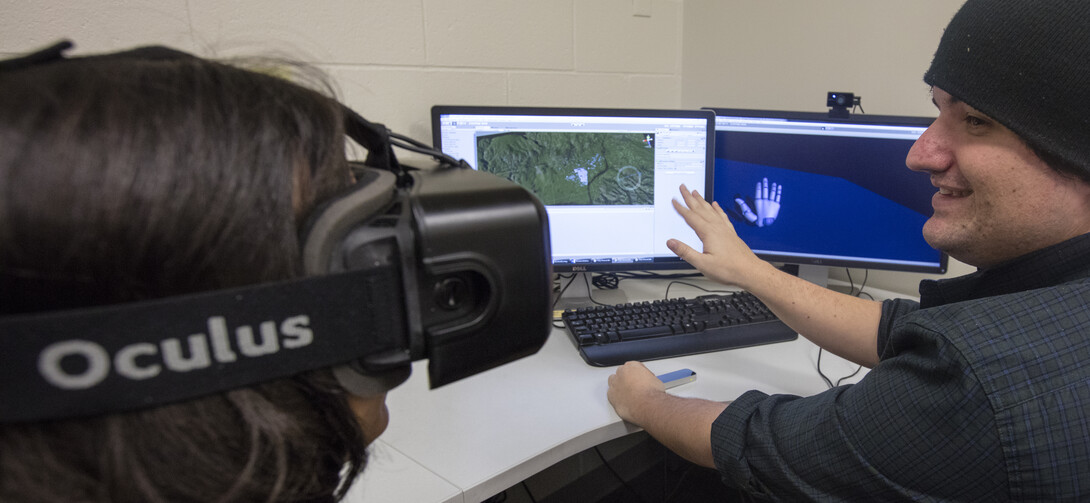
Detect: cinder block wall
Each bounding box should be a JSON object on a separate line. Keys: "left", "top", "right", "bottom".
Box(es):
{"left": 0, "top": 0, "right": 684, "bottom": 147}
{"left": 0, "top": 0, "right": 972, "bottom": 293}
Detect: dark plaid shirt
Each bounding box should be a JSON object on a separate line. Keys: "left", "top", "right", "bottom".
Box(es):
{"left": 711, "top": 233, "right": 1090, "bottom": 502}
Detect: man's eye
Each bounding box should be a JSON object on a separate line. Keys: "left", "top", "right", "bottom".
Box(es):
{"left": 965, "top": 114, "right": 987, "bottom": 127}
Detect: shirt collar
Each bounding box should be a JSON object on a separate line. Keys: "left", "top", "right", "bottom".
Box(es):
{"left": 919, "top": 233, "right": 1090, "bottom": 309}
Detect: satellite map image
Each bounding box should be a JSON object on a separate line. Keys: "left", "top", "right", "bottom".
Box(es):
{"left": 475, "top": 131, "right": 655, "bottom": 206}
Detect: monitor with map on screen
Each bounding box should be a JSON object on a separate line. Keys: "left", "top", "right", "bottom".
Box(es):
{"left": 431, "top": 106, "right": 715, "bottom": 308}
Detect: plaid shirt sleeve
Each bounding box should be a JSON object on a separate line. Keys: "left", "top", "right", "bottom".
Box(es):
{"left": 709, "top": 299, "right": 1007, "bottom": 501}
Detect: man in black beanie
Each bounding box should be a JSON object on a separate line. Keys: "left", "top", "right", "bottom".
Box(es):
{"left": 608, "top": 0, "right": 1090, "bottom": 500}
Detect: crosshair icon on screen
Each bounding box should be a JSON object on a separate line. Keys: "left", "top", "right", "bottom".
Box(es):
{"left": 617, "top": 166, "right": 641, "bottom": 191}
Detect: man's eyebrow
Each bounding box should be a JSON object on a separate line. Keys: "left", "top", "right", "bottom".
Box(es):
{"left": 929, "top": 92, "right": 962, "bottom": 109}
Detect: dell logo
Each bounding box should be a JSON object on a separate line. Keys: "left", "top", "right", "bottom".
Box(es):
{"left": 37, "top": 315, "right": 313, "bottom": 390}
{"left": 573, "top": 266, "right": 587, "bottom": 272}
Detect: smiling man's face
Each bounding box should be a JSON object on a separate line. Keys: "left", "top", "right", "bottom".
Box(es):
{"left": 905, "top": 87, "right": 1090, "bottom": 268}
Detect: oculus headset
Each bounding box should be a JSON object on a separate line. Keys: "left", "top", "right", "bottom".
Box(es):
{"left": 0, "top": 41, "right": 553, "bottom": 423}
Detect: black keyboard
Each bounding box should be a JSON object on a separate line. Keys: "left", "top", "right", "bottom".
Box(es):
{"left": 561, "top": 292, "right": 797, "bottom": 366}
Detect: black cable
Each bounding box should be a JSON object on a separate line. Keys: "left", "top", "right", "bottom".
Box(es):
{"left": 844, "top": 268, "right": 870, "bottom": 297}
{"left": 852, "top": 97, "right": 865, "bottom": 114}
{"left": 816, "top": 348, "right": 835, "bottom": 389}
{"left": 835, "top": 364, "right": 864, "bottom": 387}
{"left": 520, "top": 481, "right": 537, "bottom": 503}
{"left": 559, "top": 271, "right": 705, "bottom": 299}
{"left": 386, "top": 130, "right": 466, "bottom": 168}
{"left": 816, "top": 347, "right": 864, "bottom": 388}
{"left": 552, "top": 274, "right": 578, "bottom": 310}
{"left": 612, "top": 271, "right": 703, "bottom": 282}
{"left": 388, "top": 136, "right": 447, "bottom": 160}
{"left": 387, "top": 130, "right": 432, "bottom": 151}
{"left": 551, "top": 274, "right": 580, "bottom": 329}
{"left": 662, "top": 460, "right": 698, "bottom": 503}
{"left": 816, "top": 269, "right": 872, "bottom": 389}
{"left": 564, "top": 270, "right": 707, "bottom": 294}
{"left": 592, "top": 272, "right": 620, "bottom": 290}
{"left": 581, "top": 273, "right": 610, "bottom": 307}
{"left": 590, "top": 271, "right": 703, "bottom": 290}
{"left": 593, "top": 446, "right": 654, "bottom": 503}
{"left": 481, "top": 491, "right": 509, "bottom": 503}
{"left": 851, "top": 268, "right": 875, "bottom": 301}
{"left": 663, "top": 280, "right": 732, "bottom": 300}
{"left": 662, "top": 451, "right": 668, "bottom": 502}
{"left": 552, "top": 273, "right": 609, "bottom": 314}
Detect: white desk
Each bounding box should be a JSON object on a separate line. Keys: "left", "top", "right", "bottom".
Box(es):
{"left": 346, "top": 440, "right": 461, "bottom": 503}
{"left": 347, "top": 276, "right": 873, "bottom": 503}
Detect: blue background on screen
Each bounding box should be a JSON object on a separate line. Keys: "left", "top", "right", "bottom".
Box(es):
{"left": 717, "top": 160, "right": 938, "bottom": 265}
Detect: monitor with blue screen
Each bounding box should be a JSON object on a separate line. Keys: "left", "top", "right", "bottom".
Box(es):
{"left": 705, "top": 108, "right": 947, "bottom": 285}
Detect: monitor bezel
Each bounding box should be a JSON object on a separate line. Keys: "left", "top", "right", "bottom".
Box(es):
{"left": 432, "top": 105, "right": 716, "bottom": 273}
{"left": 704, "top": 107, "right": 948, "bottom": 275}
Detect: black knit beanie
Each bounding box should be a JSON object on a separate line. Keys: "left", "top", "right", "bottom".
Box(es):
{"left": 924, "top": 0, "right": 1090, "bottom": 178}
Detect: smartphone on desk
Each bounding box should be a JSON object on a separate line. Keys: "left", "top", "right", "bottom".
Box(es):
{"left": 657, "top": 369, "right": 696, "bottom": 389}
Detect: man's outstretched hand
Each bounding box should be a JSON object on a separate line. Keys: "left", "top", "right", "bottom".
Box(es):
{"left": 667, "top": 184, "right": 765, "bottom": 289}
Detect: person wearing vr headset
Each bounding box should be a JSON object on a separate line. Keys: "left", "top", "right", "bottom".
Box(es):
{"left": 0, "top": 46, "right": 386, "bottom": 502}
{"left": 0, "top": 37, "right": 551, "bottom": 502}
{"left": 609, "top": 0, "right": 1090, "bottom": 500}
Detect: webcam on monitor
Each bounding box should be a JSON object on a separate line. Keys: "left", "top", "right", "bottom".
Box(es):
{"left": 827, "top": 92, "right": 861, "bottom": 118}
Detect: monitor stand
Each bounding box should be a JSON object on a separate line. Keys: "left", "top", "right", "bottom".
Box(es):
{"left": 554, "top": 272, "right": 629, "bottom": 312}
{"left": 782, "top": 264, "right": 830, "bottom": 288}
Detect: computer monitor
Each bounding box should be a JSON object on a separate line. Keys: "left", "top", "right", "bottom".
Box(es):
{"left": 432, "top": 106, "right": 715, "bottom": 307}
{"left": 705, "top": 108, "right": 947, "bottom": 286}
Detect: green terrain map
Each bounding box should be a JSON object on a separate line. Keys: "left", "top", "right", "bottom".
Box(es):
{"left": 475, "top": 131, "right": 655, "bottom": 206}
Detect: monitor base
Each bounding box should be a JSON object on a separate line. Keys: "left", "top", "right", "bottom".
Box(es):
{"left": 554, "top": 272, "right": 629, "bottom": 312}
{"left": 780, "top": 264, "right": 830, "bottom": 288}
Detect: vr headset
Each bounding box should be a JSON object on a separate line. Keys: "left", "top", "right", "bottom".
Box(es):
{"left": 0, "top": 42, "right": 553, "bottom": 423}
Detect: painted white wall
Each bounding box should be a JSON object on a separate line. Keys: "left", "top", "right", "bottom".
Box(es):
{"left": 0, "top": 0, "right": 973, "bottom": 294}
{"left": 0, "top": 0, "right": 684, "bottom": 146}
{"left": 682, "top": 0, "right": 974, "bottom": 292}
{"left": 681, "top": 0, "right": 963, "bottom": 115}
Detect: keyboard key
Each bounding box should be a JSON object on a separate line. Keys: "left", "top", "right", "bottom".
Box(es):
{"left": 618, "top": 325, "right": 672, "bottom": 340}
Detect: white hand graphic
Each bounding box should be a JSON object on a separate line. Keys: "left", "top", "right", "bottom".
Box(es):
{"left": 734, "top": 197, "right": 758, "bottom": 225}
{"left": 732, "top": 178, "right": 783, "bottom": 227}
{"left": 753, "top": 177, "right": 781, "bottom": 227}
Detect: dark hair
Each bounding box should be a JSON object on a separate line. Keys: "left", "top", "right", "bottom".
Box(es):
{"left": 0, "top": 53, "right": 366, "bottom": 501}
{"left": 1030, "top": 143, "right": 1090, "bottom": 186}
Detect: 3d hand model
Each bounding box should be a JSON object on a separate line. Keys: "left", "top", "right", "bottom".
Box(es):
{"left": 733, "top": 178, "right": 782, "bottom": 227}
{"left": 754, "top": 177, "right": 781, "bottom": 227}
{"left": 734, "top": 197, "right": 758, "bottom": 225}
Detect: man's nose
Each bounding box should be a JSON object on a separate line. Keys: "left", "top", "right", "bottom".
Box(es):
{"left": 906, "top": 123, "right": 951, "bottom": 174}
